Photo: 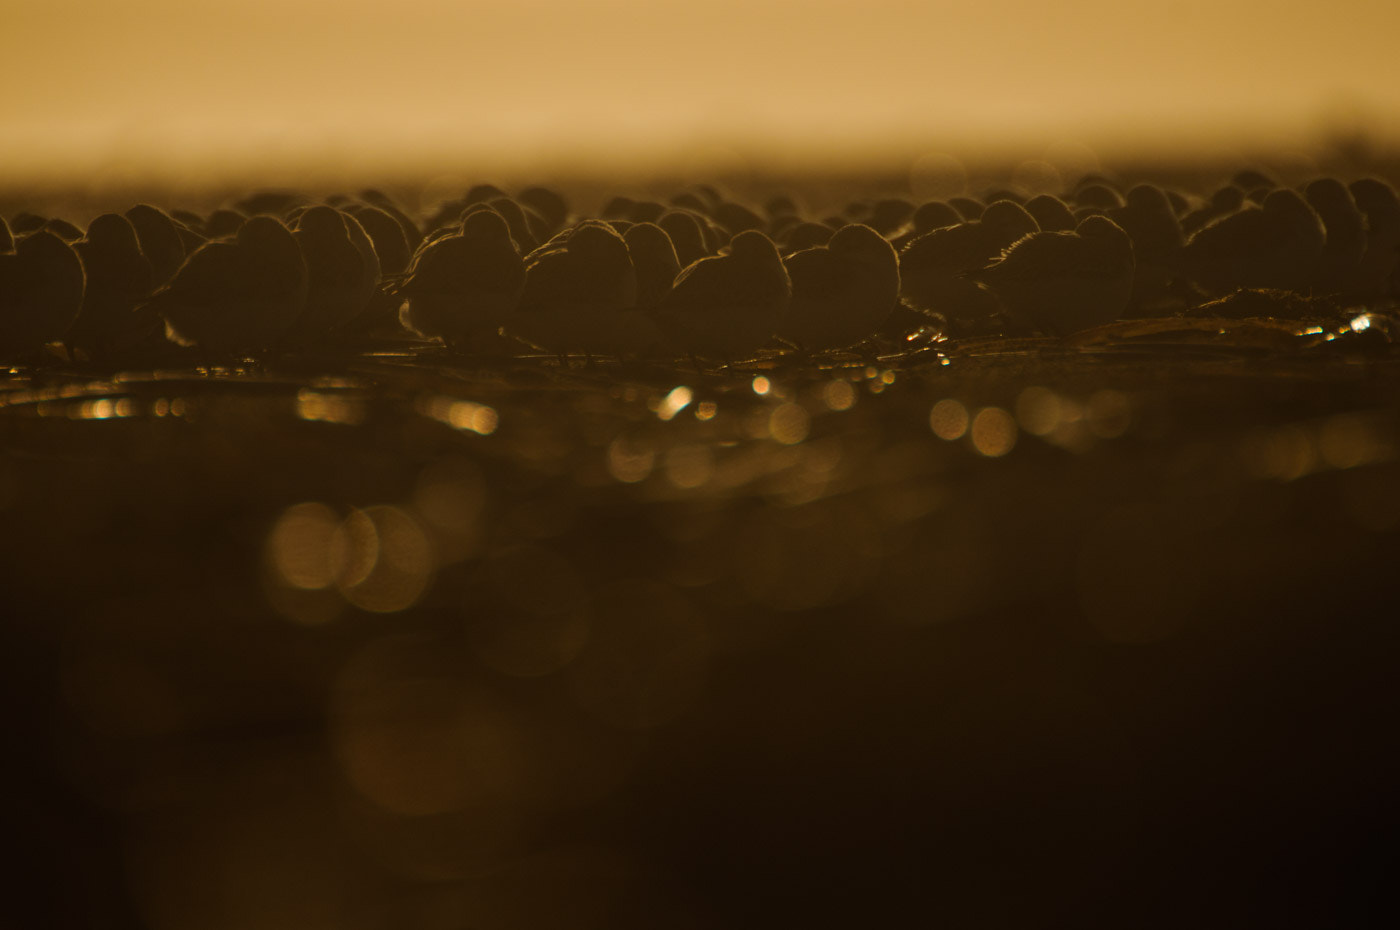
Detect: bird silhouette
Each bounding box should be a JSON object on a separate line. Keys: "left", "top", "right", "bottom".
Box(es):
{"left": 282, "top": 206, "right": 379, "bottom": 346}
{"left": 488, "top": 198, "right": 547, "bottom": 254}
{"left": 1181, "top": 185, "right": 1246, "bottom": 237}
{"left": 511, "top": 220, "right": 643, "bottom": 357}
{"left": 656, "top": 229, "right": 790, "bottom": 362}
{"left": 969, "top": 215, "right": 1135, "bottom": 336}
{"left": 1107, "top": 183, "right": 1185, "bottom": 313}
{"left": 1023, "top": 194, "right": 1078, "bottom": 232}
{"left": 144, "top": 215, "right": 306, "bottom": 357}
{"left": 868, "top": 198, "right": 916, "bottom": 236}
{"left": 1348, "top": 178, "right": 1400, "bottom": 297}
{"left": 399, "top": 209, "right": 525, "bottom": 353}
{"left": 1179, "top": 188, "right": 1325, "bottom": 296}
{"left": 68, "top": 213, "right": 154, "bottom": 361}
{"left": 898, "top": 200, "right": 1039, "bottom": 333}
{"left": 204, "top": 209, "right": 246, "bottom": 240}
{"left": 125, "top": 204, "right": 188, "bottom": 286}
{"left": 778, "top": 221, "right": 835, "bottom": 254}
{"left": 890, "top": 201, "right": 962, "bottom": 251}
{"left": 624, "top": 222, "right": 681, "bottom": 311}
{"left": 1072, "top": 182, "right": 1125, "bottom": 211}
{"left": 42, "top": 218, "right": 84, "bottom": 242}
{"left": 657, "top": 210, "right": 713, "bottom": 269}
{"left": 0, "top": 230, "right": 85, "bottom": 362}
{"left": 778, "top": 223, "right": 900, "bottom": 352}
{"left": 1303, "top": 178, "right": 1367, "bottom": 295}
{"left": 517, "top": 186, "right": 570, "bottom": 235}
{"left": 711, "top": 201, "right": 767, "bottom": 237}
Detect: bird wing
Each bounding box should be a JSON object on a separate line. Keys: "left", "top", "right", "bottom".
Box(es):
{"left": 151, "top": 241, "right": 237, "bottom": 303}
{"left": 785, "top": 247, "right": 842, "bottom": 299}
{"left": 974, "top": 231, "right": 1099, "bottom": 282}
{"left": 666, "top": 255, "right": 734, "bottom": 311}
{"left": 900, "top": 223, "right": 1000, "bottom": 272}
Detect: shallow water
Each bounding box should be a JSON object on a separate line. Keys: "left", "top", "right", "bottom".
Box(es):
{"left": 4, "top": 318, "right": 1399, "bottom": 926}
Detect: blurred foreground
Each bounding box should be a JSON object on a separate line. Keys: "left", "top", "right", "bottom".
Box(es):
{"left": 4, "top": 327, "right": 1399, "bottom": 927}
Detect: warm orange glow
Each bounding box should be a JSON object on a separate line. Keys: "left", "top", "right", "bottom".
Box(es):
{"left": 929, "top": 399, "right": 970, "bottom": 441}
{"left": 5, "top": 1, "right": 1399, "bottom": 187}
{"left": 768, "top": 403, "right": 811, "bottom": 445}
{"left": 970, "top": 407, "right": 1017, "bottom": 457}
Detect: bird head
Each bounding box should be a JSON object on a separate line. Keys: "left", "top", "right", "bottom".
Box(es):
{"left": 461, "top": 209, "right": 512, "bottom": 243}
{"left": 295, "top": 205, "right": 348, "bottom": 238}
{"left": 982, "top": 200, "right": 1039, "bottom": 239}
{"left": 624, "top": 222, "right": 679, "bottom": 266}
{"left": 86, "top": 213, "right": 141, "bottom": 251}
{"left": 828, "top": 223, "right": 895, "bottom": 263}
{"left": 568, "top": 221, "right": 632, "bottom": 266}
{"left": 727, "top": 230, "right": 780, "bottom": 263}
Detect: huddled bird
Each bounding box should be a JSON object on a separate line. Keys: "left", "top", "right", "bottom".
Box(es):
{"left": 1349, "top": 178, "right": 1400, "bottom": 297}
{"left": 657, "top": 210, "right": 712, "bottom": 268}
{"left": 125, "top": 204, "right": 189, "bottom": 286}
{"left": 1303, "top": 178, "right": 1367, "bottom": 295}
{"left": 283, "top": 206, "right": 380, "bottom": 346}
{"left": 868, "top": 198, "right": 916, "bottom": 237}
{"left": 898, "top": 199, "right": 1039, "bottom": 332}
{"left": 43, "top": 218, "right": 84, "bottom": 242}
{"left": 399, "top": 208, "right": 525, "bottom": 352}
{"left": 511, "top": 220, "right": 644, "bottom": 357}
{"left": 205, "top": 209, "right": 247, "bottom": 239}
{"left": 0, "top": 229, "right": 86, "bottom": 362}
{"left": 144, "top": 215, "right": 307, "bottom": 357}
{"left": 1023, "top": 194, "right": 1078, "bottom": 232}
{"left": 68, "top": 213, "right": 154, "bottom": 361}
{"left": 656, "top": 229, "right": 790, "bottom": 362}
{"left": 778, "top": 221, "right": 835, "bottom": 254}
{"left": 969, "top": 215, "right": 1135, "bottom": 336}
{"left": 1107, "top": 183, "right": 1185, "bottom": 313}
{"left": 1072, "top": 183, "right": 1125, "bottom": 212}
{"left": 778, "top": 223, "right": 900, "bottom": 352}
{"left": 517, "top": 186, "right": 570, "bottom": 234}
{"left": 1180, "top": 188, "right": 1325, "bottom": 296}
{"left": 624, "top": 222, "right": 681, "bottom": 311}
{"left": 1181, "top": 185, "right": 1246, "bottom": 237}
{"left": 890, "top": 200, "right": 962, "bottom": 250}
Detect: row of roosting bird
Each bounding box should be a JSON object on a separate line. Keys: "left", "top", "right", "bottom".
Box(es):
{"left": 3, "top": 169, "right": 1399, "bottom": 365}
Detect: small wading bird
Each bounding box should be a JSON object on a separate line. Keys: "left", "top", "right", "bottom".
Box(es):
{"left": 968, "top": 214, "right": 1135, "bottom": 336}
{"left": 125, "top": 204, "right": 189, "bottom": 287}
{"left": 1302, "top": 178, "right": 1367, "bottom": 295}
{"left": 1179, "top": 188, "right": 1325, "bottom": 296}
{"left": 398, "top": 208, "right": 526, "bottom": 353}
{"left": 68, "top": 213, "right": 154, "bottom": 361}
{"left": 1348, "top": 178, "right": 1400, "bottom": 297}
{"left": 778, "top": 223, "right": 900, "bottom": 352}
{"left": 1106, "top": 183, "right": 1185, "bottom": 314}
{"left": 283, "top": 206, "right": 380, "bottom": 346}
{"left": 510, "top": 220, "right": 645, "bottom": 357}
{"left": 144, "top": 215, "right": 307, "bottom": 358}
{"left": 1023, "top": 194, "right": 1077, "bottom": 232}
{"left": 656, "top": 229, "right": 791, "bottom": 363}
{"left": 624, "top": 222, "right": 681, "bottom": 311}
{"left": 657, "top": 210, "right": 714, "bottom": 268}
{"left": 0, "top": 229, "right": 86, "bottom": 362}
{"left": 897, "top": 200, "right": 1039, "bottom": 333}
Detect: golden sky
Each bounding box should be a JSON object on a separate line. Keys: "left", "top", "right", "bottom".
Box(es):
{"left": 4, "top": 0, "right": 1398, "bottom": 183}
